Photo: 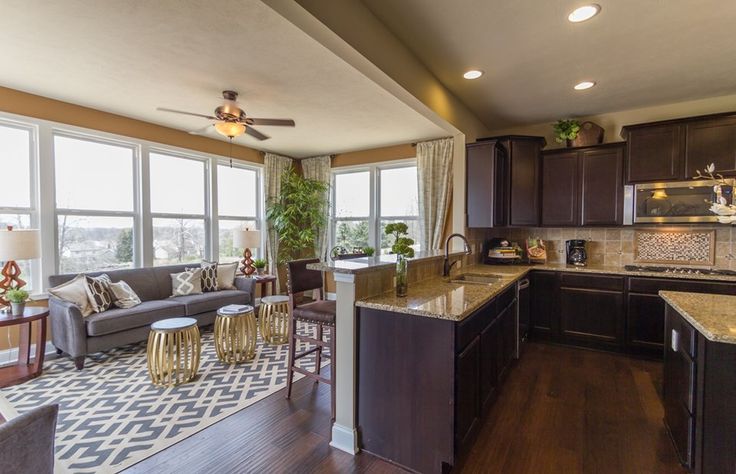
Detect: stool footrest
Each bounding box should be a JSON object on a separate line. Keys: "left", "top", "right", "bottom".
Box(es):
{"left": 292, "top": 365, "right": 331, "bottom": 385}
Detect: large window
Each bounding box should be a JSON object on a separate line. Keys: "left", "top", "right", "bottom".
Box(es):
{"left": 150, "top": 152, "right": 207, "bottom": 266}
{"left": 54, "top": 134, "right": 136, "bottom": 273}
{"left": 331, "top": 162, "right": 419, "bottom": 254}
{"left": 217, "top": 163, "right": 259, "bottom": 263}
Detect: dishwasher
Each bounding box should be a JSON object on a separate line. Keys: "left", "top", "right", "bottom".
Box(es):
{"left": 517, "top": 277, "right": 530, "bottom": 355}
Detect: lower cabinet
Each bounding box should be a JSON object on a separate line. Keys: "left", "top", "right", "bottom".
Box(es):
{"left": 455, "top": 335, "right": 481, "bottom": 451}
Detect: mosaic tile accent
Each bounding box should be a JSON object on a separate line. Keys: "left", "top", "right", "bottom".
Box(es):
{"left": 634, "top": 229, "right": 714, "bottom": 264}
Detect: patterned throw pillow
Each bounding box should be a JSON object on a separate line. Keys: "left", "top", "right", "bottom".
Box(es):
{"left": 171, "top": 269, "right": 202, "bottom": 297}
{"left": 186, "top": 261, "right": 218, "bottom": 292}
{"left": 216, "top": 262, "right": 238, "bottom": 290}
{"left": 85, "top": 274, "right": 113, "bottom": 313}
{"left": 108, "top": 280, "right": 142, "bottom": 309}
{"left": 48, "top": 274, "right": 95, "bottom": 317}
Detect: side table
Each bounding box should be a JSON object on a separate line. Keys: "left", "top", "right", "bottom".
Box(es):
{"left": 147, "top": 317, "right": 201, "bottom": 387}
{"left": 215, "top": 305, "right": 256, "bottom": 364}
{"left": 259, "top": 295, "right": 290, "bottom": 345}
{"left": 0, "top": 307, "right": 49, "bottom": 388}
{"left": 253, "top": 274, "right": 277, "bottom": 298}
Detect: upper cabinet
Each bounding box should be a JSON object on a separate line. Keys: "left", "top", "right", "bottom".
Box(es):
{"left": 466, "top": 136, "right": 545, "bottom": 228}
{"left": 622, "top": 112, "right": 736, "bottom": 183}
{"left": 541, "top": 143, "right": 625, "bottom": 227}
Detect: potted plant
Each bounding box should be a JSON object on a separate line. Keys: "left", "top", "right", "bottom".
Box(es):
{"left": 252, "top": 258, "right": 267, "bottom": 276}
{"left": 553, "top": 119, "right": 582, "bottom": 147}
{"left": 6, "top": 288, "right": 29, "bottom": 316}
{"left": 384, "top": 223, "right": 415, "bottom": 297}
{"left": 363, "top": 246, "right": 375, "bottom": 257}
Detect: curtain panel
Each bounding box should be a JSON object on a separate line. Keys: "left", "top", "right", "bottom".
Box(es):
{"left": 264, "top": 153, "right": 294, "bottom": 277}
{"left": 301, "top": 155, "right": 331, "bottom": 261}
{"left": 417, "top": 137, "right": 454, "bottom": 250}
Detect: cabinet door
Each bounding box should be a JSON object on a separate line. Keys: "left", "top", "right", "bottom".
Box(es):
{"left": 684, "top": 115, "right": 736, "bottom": 177}
{"left": 455, "top": 335, "right": 480, "bottom": 451}
{"left": 559, "top": 287, "right": 624, "bottom": 348}
{"left": 541, "top": 151, "right": 579, "bottom": 226}
{"left": 479, "top": 318, "right": 499, "bottom": 413}
{"left": 625, "top": 124, "right": 683, "bottom": 182}
{"left": 626, "top": 293, "right": 665, "bottom": 356}
{"left": 580, "top": 146, "right": 624, "bottom": 226}
{"left": 508, "top": 139, "right": 541, "bottom": 226}
{"left": 530, "top": 271, "right": 559, "bottom": 338}
{"left": 467, "top": 142, "right": 507, "bottom": 228}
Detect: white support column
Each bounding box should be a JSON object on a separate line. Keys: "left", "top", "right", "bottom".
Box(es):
{"left": 330, "top": 271, "right": 360, "bottom": 454}
{"left": 451, "top": 133, "right": 466, "bottom": 251}
{"left": 37, "top": 123, "right": 56, "bottom": 285}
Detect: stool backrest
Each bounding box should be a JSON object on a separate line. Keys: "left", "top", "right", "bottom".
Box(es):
{"left": 286, "top": 258, "right": 323, "bottom": 297}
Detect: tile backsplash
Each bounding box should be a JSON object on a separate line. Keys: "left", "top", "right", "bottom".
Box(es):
{"left": 493, "top": 226, "right": 736, "bottom": 269}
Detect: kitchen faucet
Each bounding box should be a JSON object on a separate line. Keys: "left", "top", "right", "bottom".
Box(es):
{"left": 443, "top": 233, "right": 471, "bottom": 277}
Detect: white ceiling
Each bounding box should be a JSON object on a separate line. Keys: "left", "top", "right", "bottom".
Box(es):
{"left": 362, "top": 0, "right": 736, "bottom": 130}
{"left": 0, "top": 0, "right": 447, "bottom": 158}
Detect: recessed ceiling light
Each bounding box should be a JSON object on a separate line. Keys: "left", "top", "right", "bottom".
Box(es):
{"left": 463, "top": 70, "right": 483, "bottom": 80}
{"left": 574, "top": 81, "right": 596, "bottom": 90}
{"left": 568, "top": 4, "right": 601, "bottom": 23}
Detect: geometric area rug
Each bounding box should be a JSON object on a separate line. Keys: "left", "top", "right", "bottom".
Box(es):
{"left": 0, "top": 326, "right": 325, "bottom": 474}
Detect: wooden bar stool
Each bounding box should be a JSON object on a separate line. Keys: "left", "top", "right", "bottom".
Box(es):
{"left": 285, "top": 258, "right": 336, "bottom": 421}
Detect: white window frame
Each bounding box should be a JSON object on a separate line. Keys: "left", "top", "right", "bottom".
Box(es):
{"left": 215, "top": 159, "right": 264, "bottom": 260}
{"left": 330, "top": 158, "right": 418, "bottom": 253}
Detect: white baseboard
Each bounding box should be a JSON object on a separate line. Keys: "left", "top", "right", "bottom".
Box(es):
{"left": 330, "top": 423, "right": 360, "bottom": 455}
{"left": 326, "top": 292, "right": 336, "bottom": 301}
{"left": 0, "top": 341, "right": 57, "bottom": 368}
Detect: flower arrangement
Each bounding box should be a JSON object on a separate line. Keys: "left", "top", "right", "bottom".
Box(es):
{"left": 693, "top": 163, "right": 736, "bottom": 223}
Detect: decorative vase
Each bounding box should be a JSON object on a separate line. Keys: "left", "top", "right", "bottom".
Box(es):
{"left": 256, "top": 268, "right": 265, "bottom": 276}
{"left": 10, "top": 302, "right": 25, "bottom": 316}
{"left": 395, "top": 254, "right": 408, "bottom": 297}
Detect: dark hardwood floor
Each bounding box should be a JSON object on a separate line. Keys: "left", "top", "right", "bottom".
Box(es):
{"left": 125, "top": 343, "right": 684, "bottom": 474}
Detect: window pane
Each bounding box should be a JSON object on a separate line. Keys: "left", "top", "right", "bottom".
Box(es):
{"left": 335, "top": 171, "right": 369, "bottom": 217}
{"left": 218, "top": 165, "right": 257, "bottom": 217}
{"left": 57, "top": 215, "right": 134, "bottom": 273}
{"left": 0, "top": 125, "right": 31, "bottom": 208}
{"left": 334, "top": 220, "right": 369, "bottom": 250}
{"left": 218, "top": 219, "right": 257, "bottom": 263}
{"left": 153, "top": 217, "right": 205, "bottom": 265}
{"left": 0, "top": 214, "right": 32, "bottom": 291}
{"left": 380, "top": 166, "right": 418, "bottom": 217}
{"left": 380, "top": 219, "right": 420, "bottom": 254}
{"left": 54, "top": 135, "right": 134, "bottom": 211}
{"left": 150, "top": 153, "right": 205, "bottom": 215}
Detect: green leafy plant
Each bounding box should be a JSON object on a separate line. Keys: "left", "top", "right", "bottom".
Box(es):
{"left": 5, "top": 288, "right": 29, "bottom": 303}
{"left": 266, "top": 166, "right": 329, "bottom": 264}
{"left": 553, "top": 119, "right": 581, "bottom": 144}
{"left": 384, "top": 222, "right": 415, "bottom": 258}
{"left": 363, "top": 246, "right": 375, "bottom": 256}
{"left": 252, "top": 258, "right": 267, "bottom": 269}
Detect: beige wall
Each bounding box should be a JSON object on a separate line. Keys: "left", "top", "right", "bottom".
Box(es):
{"left": 0, "top": 86, "right": 266, "bottom": 164}
{"left": 331, "top": 142, "right": 415, "bottom": 168}
{"left": 486, "top": 94, "right": 736, "bottom": 148}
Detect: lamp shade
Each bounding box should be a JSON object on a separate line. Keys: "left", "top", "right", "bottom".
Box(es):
{"left": 233, "top": 229, "right": 260, "bottom": 249}
{"left": 0, "top": 229, "right": 41, "bottom": 261}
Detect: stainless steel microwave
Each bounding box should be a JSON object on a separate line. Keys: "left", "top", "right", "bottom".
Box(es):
{"left": 629, "top": 180, "right": 735, "bottom": 223}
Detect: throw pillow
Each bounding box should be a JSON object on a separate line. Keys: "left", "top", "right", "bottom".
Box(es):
{"left": 171, "top": 269, "right": 202, "bottom": 296}
{"left": 85, "top": 274, "right": 113, "bottom": 313}
{"left": 108, "top": 280, "right": 142, "bottom": 309}
{"left": 186, "top": 261, "right": 218, "bottom": 292}
{"left": 48, "top": 274, "right": 95, "bottom": 317}
{"left": 215, "top": 261, "right": 238, "bottom": 290}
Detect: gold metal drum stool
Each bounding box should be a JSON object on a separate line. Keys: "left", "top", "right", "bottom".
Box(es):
{"left": 215, "top": 304, "right": 256, "bottom": 363}
{"left": 147, "top": 317, "right": 201, "bottom": 387}
{"left": 259, "top": 295, "right": 290, "bottom": 345}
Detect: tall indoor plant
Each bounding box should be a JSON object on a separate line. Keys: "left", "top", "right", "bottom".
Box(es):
{"left": 266, "top": 166, "right": 329, "bottom": 267}
{"left": 385, "top": 222, "right": 415, "bottom": 297}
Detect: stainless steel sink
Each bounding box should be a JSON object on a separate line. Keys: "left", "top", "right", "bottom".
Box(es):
{"left": 449, "top": 273, "right": 503, "bottom": 285}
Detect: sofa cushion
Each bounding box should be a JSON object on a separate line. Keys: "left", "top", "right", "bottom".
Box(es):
{"left": 85, "top": 300, "right": 186, "bottom": 336}
{"left": 48, "top": 274, "right": 95, "bottom": 317}
{"left": 171, "top": 290, "right": 250, "bottom": 316}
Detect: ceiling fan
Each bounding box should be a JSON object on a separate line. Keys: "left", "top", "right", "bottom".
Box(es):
{"left": 157, "top": 90, "right": 295, "bottom": 141}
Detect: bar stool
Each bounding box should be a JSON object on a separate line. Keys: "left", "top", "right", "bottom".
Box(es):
{"left": 285, "top": 258, "right": 336, "bottom": 421}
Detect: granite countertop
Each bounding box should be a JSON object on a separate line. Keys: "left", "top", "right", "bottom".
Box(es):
{"left": 307, "top": 250, "right": 466, "bottom": 275}
{"left": 659, "top": 291, "right": 736, "bottom": 344}
{"left": 527, "top": 262, "right": 736, "bottom": 282}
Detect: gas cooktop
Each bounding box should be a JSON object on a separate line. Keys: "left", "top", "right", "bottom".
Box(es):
{"left": 624, "top": 265, "right": 736, "bottom": 276}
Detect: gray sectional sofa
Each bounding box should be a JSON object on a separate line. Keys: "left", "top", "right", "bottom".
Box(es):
{"left": 48, "top": 264, "right": 255, "bottom": 369}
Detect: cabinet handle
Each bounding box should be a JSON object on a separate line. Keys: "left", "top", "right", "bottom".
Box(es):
{"left": 671, "top": 329, "right": 680, "bottom": 352}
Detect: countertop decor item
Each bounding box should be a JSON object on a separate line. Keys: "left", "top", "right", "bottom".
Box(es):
{"left": 233, "top": 228, "right": 261, "bottom": 276}
{"left": 553, "top": 119, "right": 581, "bottom": 146}
{"left": 570, "top": 121, "right": 604, "bottom": 147}
{"left": 0, "top": 226, "right": 41, "bottom": 307}
{"left": 385, "top": 222, "right": 415, "bottom": 297}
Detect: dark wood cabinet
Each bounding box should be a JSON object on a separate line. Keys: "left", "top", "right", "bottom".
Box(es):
{"left": 559, "top": 274, "right": 625, "bottom": 349}
{"left": 504, "top": 137, "right": 545, "bottom": 226}
{"left": 455, "top": 335, "right": 480, "bottom": 451}
{"left": 466, "top": 140, "right": 507, "bottom": 228}
{"left": 626, "top": 293, "right": 666, "bottom": 355}
{"left": 529, "top": 271, "right": 558, "bottom": 339}
{"left": 624, "top": 123, "right": 683, "bottom": 183}
{"left": 541, "top": 143, "right": 624, "bottom": 227}
{"left": 685, "top": 115, "right": 736, "bottom": 177}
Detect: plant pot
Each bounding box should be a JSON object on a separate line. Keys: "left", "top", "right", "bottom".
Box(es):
{"left": 10, "top": 302, "right": 25, "bottom": 316}
{"left": 395, "top": 254, "right": 408, "bottom": 297}
{"left": 256, "top": 268, "right": 266, "bottom": 276}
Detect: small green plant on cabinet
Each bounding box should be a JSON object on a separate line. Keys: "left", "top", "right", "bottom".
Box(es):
{"left": 384, "top": 222, "right": 415, "bottom": 258}
{"left": 363, "top": 246, "right": 375, "bottom": 256}
{"left": 252, "top": 259, "right": 267, "bottom": 269}
{"left": 5, "top": 288, "right": 29, "bottom": 303}
{"left": 553, "top": 119, "right": 581, "bottom": 144}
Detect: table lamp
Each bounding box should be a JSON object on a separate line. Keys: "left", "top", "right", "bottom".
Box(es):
{"left": 0, "top": 226, "right": 41, "bottom": 306}
{"left": 232, "top": 228, "right": 261, "bottom": 276}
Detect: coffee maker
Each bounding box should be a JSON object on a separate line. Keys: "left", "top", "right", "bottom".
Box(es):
{"left": 566, "top": 239, "right": 588, "bottom": 266}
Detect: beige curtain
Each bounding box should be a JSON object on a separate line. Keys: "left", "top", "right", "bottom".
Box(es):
{"left": 417, "top": 137, "right": 454, "bottom": 250}
{"left": 301, "top": 155, "right": 331, "bottom": 261}
{"left": 264, "top": 153, "right": 294, "bottom": 277}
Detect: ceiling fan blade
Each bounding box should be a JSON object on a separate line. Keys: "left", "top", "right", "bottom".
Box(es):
{"left": 188, "top": 124, "right": 214, "bottom": 135}
{"left": 244, "top": 126, "right": 270, "bottom": 141}
{"left": 246, "top": 118, "right": 295, "bottom": 127}
{"left": 157, "top": 107, "right": 217, "bottom": 120}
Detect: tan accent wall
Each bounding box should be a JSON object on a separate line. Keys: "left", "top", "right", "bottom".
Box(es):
{"left": 0, "top": 86, "right": 265, "bottom": 164}
{"left": 331, "top": 142, "right": 415, "bottom": 167}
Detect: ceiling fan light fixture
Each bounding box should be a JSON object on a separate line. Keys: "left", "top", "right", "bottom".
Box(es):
{"left": 215, "top": 121, "right": 246, "bottom": 138}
